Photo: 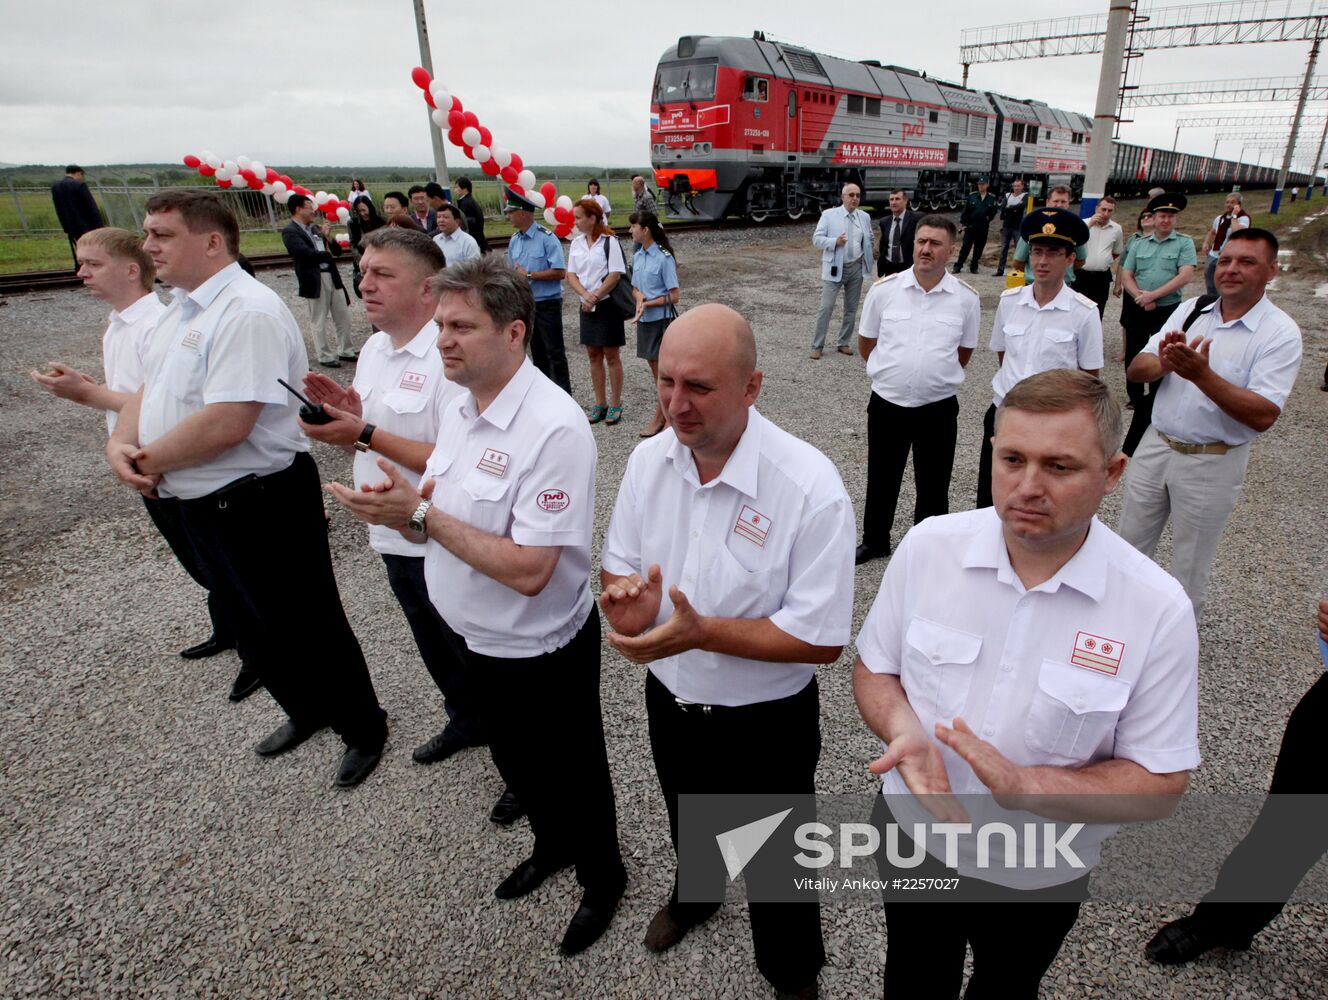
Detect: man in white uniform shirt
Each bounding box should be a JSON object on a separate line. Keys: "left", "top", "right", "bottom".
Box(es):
{"left": 809, "top": 182, "right": 874, "bottom": 360}
{"left": 431, "top": 203, "right": 481, "bottom": 266}
{"left": 855, "top": 370, "right": 1199, "bottom": 998}
{"left": 32, "top": 227, "right": 260, "bottom": 698}
{"left": 326, "top": 255, "right": 625, "bottom": 957}
{"left": 977, "top": 208, "right": 1103, "bottom": 508}
{"left": 296, "top": 229, "right": 490, "bottom": 770}
{"left": 1117, "top": 228, "right": 1302, "bottom": 619}
{"left": 600, "top": 304, "right": 855, "bottom": 999}
{"left": 855, "top": 214, "right": 979, "bottom": 565}
{"left": 1076, "top": 196, "right": 1125, "bottom": 318}
{"left": 105, "top": 191, "right": 388, "bottom": 788}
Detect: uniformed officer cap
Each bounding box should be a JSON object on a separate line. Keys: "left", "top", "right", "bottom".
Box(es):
{"left": 975, "top": 176, "right": 990, "bottom": 184}
{"left": 502, "top": 187, "right": 538, "bottom": 213}
{"left": 1020, "top": 207, "right": 1089, "bottom": 248}
{"left": 1145, "top": 192, "right": 1187, "bottom": 214}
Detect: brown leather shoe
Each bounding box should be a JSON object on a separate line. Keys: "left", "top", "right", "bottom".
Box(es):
{"left": 836, "top": 345, "right": 853, "bottom": 356}
{"left": 642, "top": 903, "right": 689, "bottom": 953}
{"left": 808, "top": 349, "right": 822, "bottom": 360}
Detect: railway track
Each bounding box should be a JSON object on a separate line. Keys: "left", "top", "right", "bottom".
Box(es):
{"left": 0, "top": 218, "right": 772, "bottom": 296}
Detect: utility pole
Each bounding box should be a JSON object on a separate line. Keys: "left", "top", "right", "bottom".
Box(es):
{"left": 1307, "top": 112, "right": 1328, "bottom": 199}
{"left": 413, "top": 0, "right": 450, "bottom": 186}
{"left": 1081, "top": 0, "right": 1133, "bottom": 219}
{"left": 1272, "top": 30, "right": 1321, "bottom": 213}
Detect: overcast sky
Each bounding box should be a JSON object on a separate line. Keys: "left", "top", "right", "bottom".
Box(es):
{"left": 3, "top": 0, "right": 1320, "bottom": 171}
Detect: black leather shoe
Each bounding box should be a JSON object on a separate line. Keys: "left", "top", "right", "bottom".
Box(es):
{"left": 1145, "top": 914, "right": 1253, "bottom": 965}
{"left": 253, "top": 721, "right": 324, "bottom": 757}
{"left": 489, "top": 788, "right": 525, "bottom": 825}
{"left": 335, "top": 745, "right": 383, "bottom": 787}
{"left": 643, "top": 903, "right": 690, "bottom": 953}
{"left": 180, "top": 634, "right": 235, "bottom": 659}
{"left": 412, "top": 726, "right": 473, "bottom": 765}
{"left": 228, "top": 665, "right": 264, "bottom": 703}
{"left": 559, "top": 888, "right": 624, "bottom": 955}
{"left": 318, "top": 359, "right": 342, "bottom": 368}
{"left": 495, "top": 858, "right": 568, "bottom": 900}
{"left": 854, "top": 542, "right": 890, "bottom": 566}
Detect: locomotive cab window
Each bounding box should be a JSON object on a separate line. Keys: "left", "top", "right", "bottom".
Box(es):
{"left": 866, "top": 98, "right": 881, "bottom": 117}
{"left": 743, "top": 76, "right": 769, "bottom": 102}
{"left": 655, "top": 59, "right": 718, "bottom": 103}
{"left": 929, "top": 110, "right": 939, "bottom": 123}
{"left": 1026, "top": 125, "right": 1039, "bottom": 145}
{"left": 847, "top": 94, "right": 864, "bottom": 114}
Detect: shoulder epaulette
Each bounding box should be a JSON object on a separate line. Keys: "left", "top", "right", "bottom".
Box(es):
{"left": 536, "top": 224, "right": 553, "bottom": 235}
{"left": 1000, "top": 285, "right": 1022, "bottom": 297}
{"left": 871, "top": 272, "right": 900, "bottom": 287}
{"left": 659, "top": 248, "right": 673, "bottom": 258}
{"left": 956, "top": 279, "right": 979, "bottom": 296}
{"left": 1071, "top": 289, "right": 1096, "bottom": 309}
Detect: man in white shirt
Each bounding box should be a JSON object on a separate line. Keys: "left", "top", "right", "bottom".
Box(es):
{"left": 1076, "top": 196, "right": 1125, "bottom": 317}
{"left": 326, "top": 254, "right": 625, "bottom": 957}
{"left": 855, "top": 369, "right": 1198, "bottom": 998}
{"left": 106, "top": 191, "right": 388, "bottom": 788}
{"left": 1117, "top": 228, "right": 1302, "bottom": 618}
{"left": 810, "top": 182, "right": 875, "bottom": 359}
{"left": 977, "top": 208, "right": 1103, "bottom": 508}
{"left": 855, "top": 214, "right": 980, "bottom": 564}
{"left": 601, "top": 303, "right": 855, "bottom": 999}
{"left": 32, "top": 227, "right": 260, "bottom": 698}
{"left": 432, "top": 203, "right": 481, "bottom": 266}
{"left": 296, "top": 228, "right": 491, "bottom": 771}
{"left": 1201, "top": 193, "right": 1250, "bottom": 296}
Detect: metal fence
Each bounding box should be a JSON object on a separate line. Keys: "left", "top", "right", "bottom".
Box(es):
{"left": 3, "top": 168, "right": 644, "bottom": 239}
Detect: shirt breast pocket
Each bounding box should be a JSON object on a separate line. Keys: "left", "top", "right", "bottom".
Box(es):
{"left": 459, "top": 470, "right": 513, "bottom": 535}
{"left": 879, "top": 310, "right": 911, "bottom": 335}
{"left": 1040, "top": 328, "right": 1078, "bottom": 367}
{"left": 901, "top": 617, "right": 983, "bottom": 720}
{"left": 163, "top": 341, "right": 207, "bottom": 400}
{"left": 710, "top": 543, "right": 776, "bottom": 619}
{"left": 1025, "top": 659, "right": 1130, "bottom": 764}
{"left": 381, "top": 387, "right": 429, "bottom": 417}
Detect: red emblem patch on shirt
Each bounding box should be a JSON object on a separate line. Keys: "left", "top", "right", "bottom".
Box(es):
{"left": 400, "top": 370, "right": 428, "bottom": 392}
{"left": 733, "top": 505, "right": 771, "bottom": 547}
{"left": 477, "top": 449, "right": 509, "bottom": 477}
{"left": 1070, "top": 631, "right": 1125, "bottom": 675}
{"left": 536, "top": 489, "right": 569, "bottom": 512}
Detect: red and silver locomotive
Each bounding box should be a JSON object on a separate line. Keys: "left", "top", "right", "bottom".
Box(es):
{"left": 650, "top": 33, "right": 1300, "bottom": 220}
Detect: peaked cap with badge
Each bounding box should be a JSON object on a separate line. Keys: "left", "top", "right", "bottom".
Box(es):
{"left": 1145, "top": 192, "right": 1187, "bottom": 214}
{"left": 1020, "top": 207, "right": 1090, "bottom": 249}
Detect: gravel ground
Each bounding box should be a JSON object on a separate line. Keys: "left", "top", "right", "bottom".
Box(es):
{"left": 1, "top": 218, "right": 1326, "bottom": 999}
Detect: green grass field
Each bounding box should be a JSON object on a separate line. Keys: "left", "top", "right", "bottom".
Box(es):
{"left": 0, "top": 172, "right": 644, "bottom": 273}
{"left": 5, "top": 175, "right": 1325, "bottom": 274}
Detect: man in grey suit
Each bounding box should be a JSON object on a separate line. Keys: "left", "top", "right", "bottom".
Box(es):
{"left": 810, "top": 182, "right": 875, "bottom": 360}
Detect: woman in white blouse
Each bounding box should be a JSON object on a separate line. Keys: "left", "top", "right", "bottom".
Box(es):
{"left": 586, "top": 178, "right": 612, "bottom": 222}
{"left": 565, "top": 199, "right": 627, "bottom": 424}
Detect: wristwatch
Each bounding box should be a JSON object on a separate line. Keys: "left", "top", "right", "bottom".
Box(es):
{"left": 354, "top": 422, "right": 376, "bottom": 453}
{"left": 408, "top": 499, "right": 432, "bottom": 534}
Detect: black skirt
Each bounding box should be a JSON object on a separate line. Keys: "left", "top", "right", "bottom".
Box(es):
{"left": 579, "top": 306, "right": 626, "bottom": 348}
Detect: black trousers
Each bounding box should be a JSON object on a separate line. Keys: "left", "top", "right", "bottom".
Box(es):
{"left": 178, "top": 452, "right": 386, "bottom": 750}
{"left": 646, "top": 671, "right": 825, "bottom": 992}
{"left": 380, "top": 554, "right": 485, "bottom": 744}
{"left": 1122, "top": 300, "right": 1180, "bottom": 456}
{"left": 530, "top": 298, "right": 571, "bottom": 395}
{"left": 863, "top": 393, "right": 958, "bottom": 550}
{"left": 467, "top": 605, "right": 624, "bottom": 897}
{"left": 142, "top": 494, "right": 234, "bottom": 648}
{"left": 955, "top": 224, "right": 990, "bottom": 271}
{"left": 975, "top": 403, "right": 998, "bottom": 509}
{"left": 1075, "top": 269, "right": 1112, "bottom": 318}
{"left": 1193, "top": 671, "right": 1328, "bottom": 939}
{"left": 873, "top": 796, "right": 1086, "bottom": 999}
{"left": 994, "top": 226, "right": 1019, "bottom": 273}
